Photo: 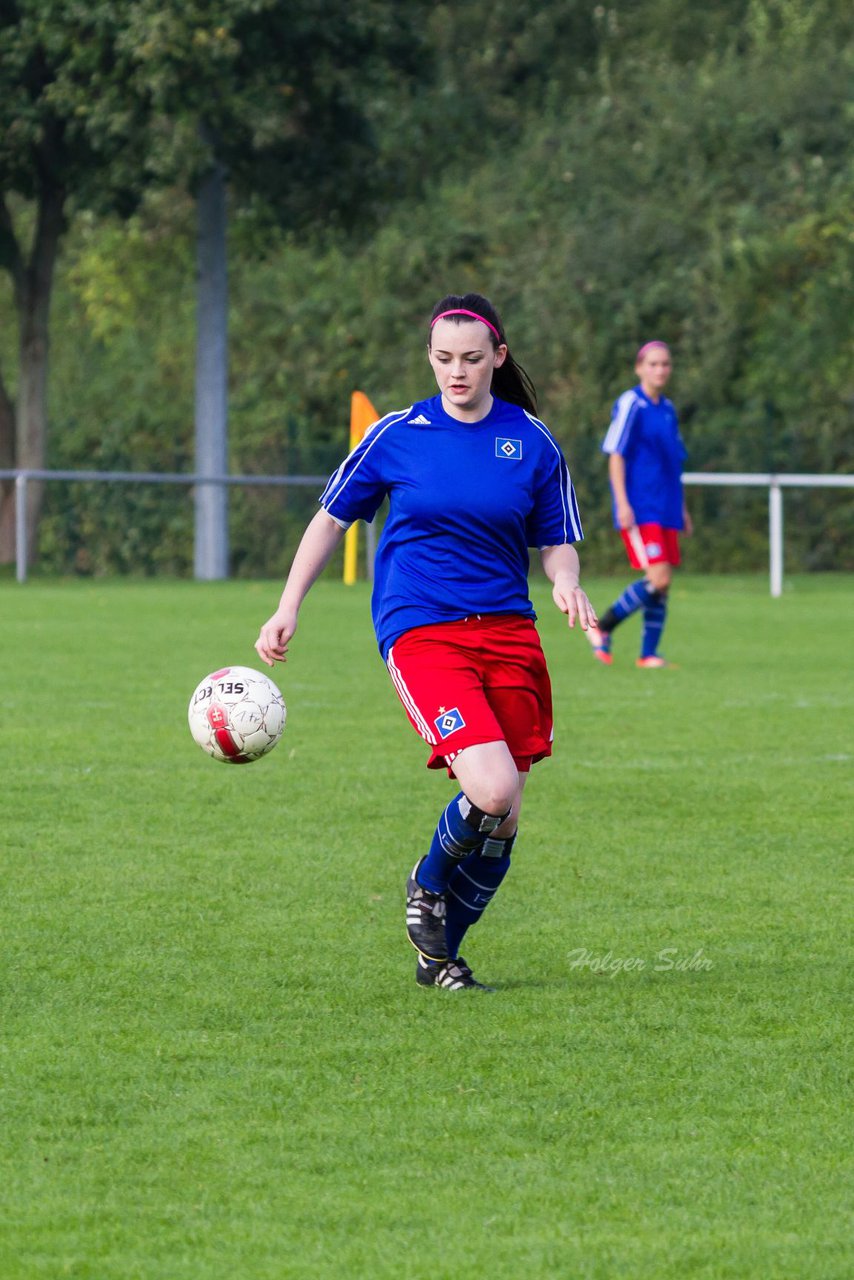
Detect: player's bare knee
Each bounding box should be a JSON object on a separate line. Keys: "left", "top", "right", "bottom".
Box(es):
{"left": 483, "top": 773, "right": 520, "bottom": 816}
{"left": 456, "top": 758, "right": 519, "bottom": 815}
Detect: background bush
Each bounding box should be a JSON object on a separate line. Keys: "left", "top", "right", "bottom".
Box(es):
{"left": 4, "top": 0, "right": 850, "bottom": 576}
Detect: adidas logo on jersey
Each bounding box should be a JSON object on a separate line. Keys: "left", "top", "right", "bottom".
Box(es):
{"left": 407, "top": 414, "right": 431, "bottom": 425}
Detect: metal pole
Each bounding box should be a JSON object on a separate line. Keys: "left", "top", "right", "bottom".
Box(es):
{"left": 15, "top": 473, "right": 27, "bottom": 583}
{"left": 194, "top": 158, "right": 229, "bottom": 579}
{"left": 769, "top": 481, "right": 783, "bottom": 598}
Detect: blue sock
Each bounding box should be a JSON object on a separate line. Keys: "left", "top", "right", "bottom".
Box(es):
{"left": 611, "top": 577, "right": 656, "bottom": 623}
{"left": 444, "top": 834, "right": 515, "bottom": 960}
{"left": 599, "top": 578, "right": 657, "bottom": 633}
{"left": 417, "top": 793, "right": 492, "bottom": 894}
{"left": 641, "top": 592, "right": 668, "bottom": 657}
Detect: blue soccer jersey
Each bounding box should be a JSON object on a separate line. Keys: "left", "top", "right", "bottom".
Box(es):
{"left": 320, "top": 393, "right": 583, "bottom": 659}
{"left": 601, "top": 387, "right": 687, "bottom": 528}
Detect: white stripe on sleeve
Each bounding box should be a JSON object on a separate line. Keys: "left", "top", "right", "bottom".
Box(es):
{"left": 320, "top": 407, "right": 412, "bottom": 511}
{"left": 525, "top": 412, "right": 584, "bottom": 543}
{"left": 603, "top": 391, "right": 639, "bottom": 455}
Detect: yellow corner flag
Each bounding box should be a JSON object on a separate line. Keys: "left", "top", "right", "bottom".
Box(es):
{"left": 343, "top": 391, "right": 380, "bottom": 585}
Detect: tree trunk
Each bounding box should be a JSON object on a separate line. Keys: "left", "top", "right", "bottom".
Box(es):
{"left": 0, "top": 191, "right": 66, "bottom": 567}
{"left": 0, "top": 195, "right": 22, "bottom": 565}
{"left": 15, "top": 190, "right": 66, "bottom": 566}
{"left": 193, "top": 159, "right": 230, "bottom": 580}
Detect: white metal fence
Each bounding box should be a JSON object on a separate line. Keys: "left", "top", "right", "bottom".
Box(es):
{"left": 681, "top": 472, "right": 854, "bottom": 596}
{"left": 1, "top": 468, "right": 327, "bottom": 585}
{"left": 2, "top": 467, "right": 853, "bottom": 593}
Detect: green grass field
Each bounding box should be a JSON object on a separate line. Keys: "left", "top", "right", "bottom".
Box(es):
{"left": 2, "top": 574, "right": 852, "bottom": 1280}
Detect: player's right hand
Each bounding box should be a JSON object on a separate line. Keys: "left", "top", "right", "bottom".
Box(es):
{"left": 255, "top": 610, "right": 298, "bottom": 666}
{"left": 616, "top": 499, "right": 636, "bottom": 529}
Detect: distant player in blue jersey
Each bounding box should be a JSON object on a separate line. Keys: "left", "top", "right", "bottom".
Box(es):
{"left": 586, "top": 341, "right": 692, "bottom": 668}
{"left": 256, "top": 292, "right": 596, "bottom": 990}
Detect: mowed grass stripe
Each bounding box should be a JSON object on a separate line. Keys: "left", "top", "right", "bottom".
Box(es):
{"left": 1, "top": 575, "right": 851, "bottom": 1279}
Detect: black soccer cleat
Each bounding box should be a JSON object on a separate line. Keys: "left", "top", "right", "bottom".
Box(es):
{"left": 416, "top": 953, "right": 494, "bottom": 991}
{"left": 406, "top": 860, "right": 448, "bottom": 961}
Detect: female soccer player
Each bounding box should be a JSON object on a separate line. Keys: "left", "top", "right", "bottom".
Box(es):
{"left": 586, "top": 340, "right": 692, "bottom": 668}
{"left": 255, "top": 292, "right": 595, "bottom": 990}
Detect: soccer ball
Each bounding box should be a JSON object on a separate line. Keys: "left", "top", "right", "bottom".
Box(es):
{"left": 188, "top": 666, "right": 286, "bottom": 764}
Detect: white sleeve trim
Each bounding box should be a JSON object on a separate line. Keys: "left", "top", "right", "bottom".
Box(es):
{"left": 321, "top": 505, "right": 352, "bottom": 531}
{"left": 603, "top": 391, "right": 638, "bottom": 454}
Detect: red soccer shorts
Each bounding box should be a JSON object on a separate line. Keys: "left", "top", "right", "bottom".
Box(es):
{"left": 386, "top": 614, "right": 553, "bottom": 774}
{"left": 621, "top": 523, "right": 681, "bottom": 570}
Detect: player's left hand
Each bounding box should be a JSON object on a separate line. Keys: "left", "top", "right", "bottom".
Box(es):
{"left": 553, "top": 583, "right": 599, "bottom": 631}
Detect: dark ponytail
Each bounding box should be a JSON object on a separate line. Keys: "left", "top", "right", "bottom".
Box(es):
{"left": 428, "top": 293, "right": 538, "bottom": 415}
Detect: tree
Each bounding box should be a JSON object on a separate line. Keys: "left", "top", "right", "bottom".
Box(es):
{"left": 0, "top": 0, "right": 426, "bottom": 565}
{"left": 0, "top": 0, "right": 153, "bottom": 560}
{"left": 118, "top": 0, "right": 423, "bottom": 578}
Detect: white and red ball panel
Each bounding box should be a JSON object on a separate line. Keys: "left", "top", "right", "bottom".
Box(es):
{"left": 188, "top": 666, "right": 286, "bottom": 763}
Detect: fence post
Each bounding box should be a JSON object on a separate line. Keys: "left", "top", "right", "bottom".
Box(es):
{"left": 769, "top": 481, "right": 783, "bottom": 598}
{"left": 15, "top": 473, "right": 28, "bottom": 584}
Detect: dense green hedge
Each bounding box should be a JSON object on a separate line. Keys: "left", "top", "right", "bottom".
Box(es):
{"left": 12, "top": 1, "right": 853, "bottom": 576}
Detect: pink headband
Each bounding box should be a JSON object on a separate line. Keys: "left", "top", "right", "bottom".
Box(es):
{"left": 636, "top": 340, "right": 670, "bottom": 361}
{"left": 431, "top": 309, "right": 502, "bottom": 342}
